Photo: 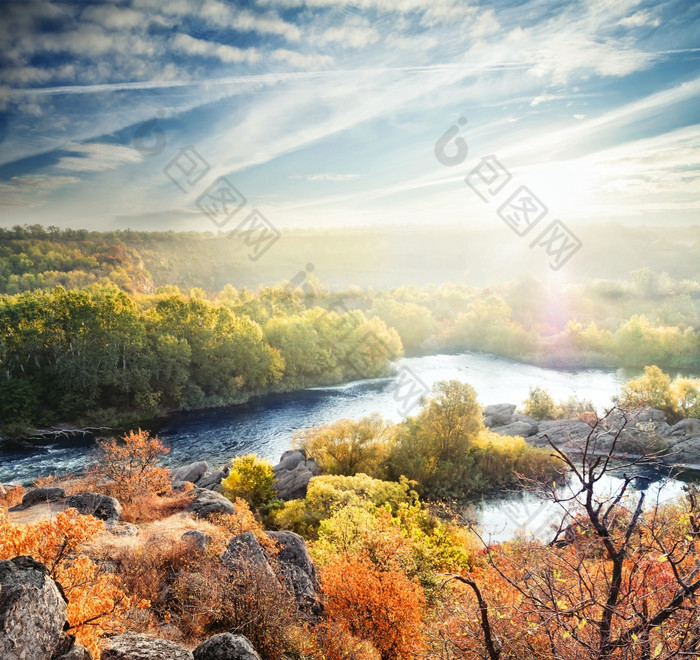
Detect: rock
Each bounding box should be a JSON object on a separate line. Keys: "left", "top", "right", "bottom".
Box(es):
{"left": 532, "top": 419, "right": 593, "bottom": 449}
{"left": 65, "top": 492, "right": 122, "bottom": 522}
{"left": 188, "top": 488, "right": 236, "bottom": 518}
{"left": 101, "top": 633, "right": 193, "bottom": 660}
{"left": 491, "top": 421, "right": 539, "bottom": 437}
{"left": 193, "top": 633, "right": 261, "bottom": 660}
{"left": 221, "top": 532, "right": 277, "bottom": 583}
{"left": 196, "top": 468, "right": 229, "bottom": 490}
{"left": 56, "top": 643, "right": 93, "bottom": 660}
{"left": 0, "top": 556, "right": 67, "bottom": 660}
{"left": 512, "top": 413, "right": 539, "bottom": 426}
{"left": 483, "top": 403, "right": 516, "bottom": 427}
{"left": 181, "top": 529, "right": 210, "bottom": 550}
{"left": 171, "top": 461, "right": 209, "bottom": 484}
{"left": 635, "top": 407, "right": 667, "bottom": 423}
{"left": 106, "top": 522, "right": 139, "bottom": 536}
{"left": 273, "top": 451, "right": 321, "bottom": 501}
{"left": 665, "top": 434, "right": 700, "bottom": 465}
{"left": 267, "top": 531, "right": 319, "bottom": 610}
{"left": 267, "top": 531, "right": 318, "bottom": 588}
{"left": 14, "top": 487, "right": 65, "bottom": 509}
{"left": 274, "top": 450, "right": 306, "bottom": 473}
{"left": 670, "top": 418, "right": 700, "bottom": 435}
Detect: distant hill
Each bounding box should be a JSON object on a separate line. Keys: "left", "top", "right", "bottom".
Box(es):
{"left": 1, "top": 223, "right": 699, "bottom": 294}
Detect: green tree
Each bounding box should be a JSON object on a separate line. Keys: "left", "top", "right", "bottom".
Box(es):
{"left": 221, "top": 454, "right": 276, "bottom": 508}
{"left": 522, "top": 386, "right": 559, "bottom": 420}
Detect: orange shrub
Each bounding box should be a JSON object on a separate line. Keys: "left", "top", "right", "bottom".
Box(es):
{"left": 322, "top": 555, "right": 426, "bottom": 660}
{"left": 0, "top": 507, "right": 142, "bottom": 657}
{"left": 0, "top": 484, "right": 24, "bottom": 508}
{"left": 88, "top": 429, "right": 172, "bottom": 503}
{"left": 120, "top": 490, "right": 194, "bottom": 524}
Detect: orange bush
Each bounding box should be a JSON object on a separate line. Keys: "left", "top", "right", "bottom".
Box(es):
{"left": 0, "top": 507, "right": 143, "bottom": 657}
{"left": 120, "top": 490, "right": 194, "bottom": 524}
{"left": 322, "top": 555, "right": 426, "bottom": 660}
{"left": 0, "top": 484, "right": 24, "bottom": 508}
{"left": 88, "top": 429, "right": 172, "bottom": 503}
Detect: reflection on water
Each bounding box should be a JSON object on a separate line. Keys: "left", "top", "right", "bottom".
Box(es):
{"left": 0, "top": 351, "right": 634, "bottom": 486}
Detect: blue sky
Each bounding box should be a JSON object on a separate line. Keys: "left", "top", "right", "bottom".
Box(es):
{"left": 0, "top": 0, "right": 699, "bottom": 231}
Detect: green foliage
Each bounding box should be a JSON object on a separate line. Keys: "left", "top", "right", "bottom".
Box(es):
{"left": 619, "top": 366, "right": 700, "bottom": 420}
{"left": 221, "top": 454, "right": 276, "bottom": 508}
{"left": 293, "top": 414, "right": 392, "bottom": 477}
{"left": 522, "top": 386, "right": 559, "bottom": 420}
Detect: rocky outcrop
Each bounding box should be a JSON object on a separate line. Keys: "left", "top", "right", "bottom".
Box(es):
{"left": 267, "top": 531, "right": 319, "bottom": 611}
{"left": 13, "top": 487, "right": 65, "bottom": 509}
{"left": 65, "top": 492, "right": 122, "bottom": 522}
{"left": 483, "top": 403, "right": 516, "bottom": 427}
{"left": 273, "top": 450, "right": 320, "bottom": 500}
{"left": 101, "top": 633, "right": 193, "bottom": 660}
{"left": 188, "top": 488, "right": 236, "bottom": 518}
{"left": 484, "top": 404, "right": 539, "bottom": 437}
{"left": 170, "top": 461, "right": 230, "bottom": 492}
{"left": 171, "top": 461, "right": 209, "bottom": 484}
{"left": 193, "top": 633, "right": 261, "bottom": 660}
{"left": 221, "top": 532, "right": 277, "bottom": 584}
{"left": 181, "top": 529, "right": 210, "bottom": 550}
{"left": 0, "top": 556, "right": 68, "bottom": 660}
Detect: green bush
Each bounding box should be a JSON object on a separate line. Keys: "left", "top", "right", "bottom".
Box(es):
{"left": 221, "top": 454, "right": 276, "bottom": 509}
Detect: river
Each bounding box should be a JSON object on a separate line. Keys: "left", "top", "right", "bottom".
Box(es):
{"left": 1, "top": 351, "right": 692, "bottom": 540}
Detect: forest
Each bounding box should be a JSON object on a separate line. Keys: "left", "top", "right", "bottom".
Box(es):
{"left": 1, "top": 226, "right": 699, "bottom": 432}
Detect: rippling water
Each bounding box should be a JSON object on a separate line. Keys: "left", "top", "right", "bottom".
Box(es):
{"left": 0, "top": 351, "right": 632, "bottom": 485}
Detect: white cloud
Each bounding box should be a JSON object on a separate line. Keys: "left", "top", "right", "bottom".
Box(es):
{"left": 0, "top": 174, "right": 80, "bottom": 207}
{"left": 171, "top": 33, "right": 262, "bottom": 64}
{"left": 293, "top": 173, "right": 361, "bottom": 181}
{"left": 55, "top": 143, "right": 143, "bottom": 172}
{"left": 619, "top": 10, "right": 660, "bottom": 28}
{"left": 200, "top": 1, "right": 302, "bottom": 41}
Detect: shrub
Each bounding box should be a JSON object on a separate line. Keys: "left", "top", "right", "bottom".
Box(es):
{"left": 321, "top": 554, "right": 426, "bottom": 660}
{"left": 293, "top": 414, "right": 392, "bottom": 477}
{"left": 0, "top": 508, "right": 141, "bottom": 657}
{"left": 120, "top": 489, "right": 194, "bottom": 524}
{"left": 221, "top": 453, "right": 276, "bottom": 508}
{"left": 522, "top": 386, "right": 559, "bottom": 420}
{"left": 0, "top": 483, "right": 24, "bottom": 508}
{"left": 87, "top": 429, "right": 172, "bottom": 503}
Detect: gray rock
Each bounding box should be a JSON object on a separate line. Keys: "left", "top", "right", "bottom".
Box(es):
{"left": 65, "top": 492, "right": 122, "bottom": 522}
{"left": 15, "top": 487, "right": 65, "bottom": 509}
{"left": 221, "top": 532, "right": 277, "bottom": 584}
{"left": 491, "top": 421, "right": 538, "bottom": 437}
{"left": 483, "top": 403, "right": 516, "bottom": 427}
{"left": 171, "top": 461, "right": 209, "bottom": 484}
{"left": 267, "top": 531, "right": 318, "bottom": 589}
{"left": 635, "top": 407, "right": 667, "bottom": 423}
{"left": 0, "top": 556, "right": 67, "bottom": 660}
{"left": 188, "top": 488, "right": 235, "bottom": 518}
{"left": 101, "top": 633, "right": 193, "bottom": 660}
{"left": 56, "top": 643, "right": 92, "bottom": 660}
{"left": 273, "top": 452, "right": 321, "bottom": 501}
{"left": 267, "top": 530, "right": 319, "bottom": 610}
{"left": 512, "top": 413, "right": 539, "bottom": 426}
{"left": 670, "top": 418, "right": 700, "bottom": 435}
{"left": 665, "top": 434, "right": 700, "bottom": 465}
{"left": 106, "top": 522, "right": 139, "bottom": 536}
{"left": 193, "top": 633, "right": 261, "bottom": 660}
{"left": 181, "top": 529, "right": 210, "bottom": 550}
{"left": 196, "top": 468, "right": 229, "bottom": 490}
{"left": 532, "top": 419, "right": 593, "bottom": 449}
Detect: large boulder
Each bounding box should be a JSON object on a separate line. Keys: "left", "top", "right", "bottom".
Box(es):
{"left": 532, "top": 419, "right": 593, "bottom": 450}
{"left": 267, "top": 531, "right": 319, "bottom": 610}
{"left": 171, "top": 461, "right": 209, "bottom": 484}
{"left": 196, "top": 468, "right": 229, "bottom": 491}
{"left": 273, "top": 450, "right": 320, "bottom": 501}
{"left": 181, "top": 529, "right": 210, "bottom": 550}
{"left": 0, "top": 556, "right": 68, "bottom": 660}
{"left": 14, "top": 487, "right": 65, "bottom": 509}
{"left": 221, "top": 532, "right": 277, "bottom": 584}
{"left": 188, "top": 488, "right": 236, "bottom": 518}
{"left": 193, "top": 633, "right": 261, "bottom": 660}
{"left": 65, "top": 492, "right": 122, "bottom": 522}
{"left": 490, "top": 420, "right": 538, "bottom": 437}
{"left": 483, "top": 403, "right": 516, "bottom": 428}
{"left": 101, "top": 633, "right": 193, "bottom": 660}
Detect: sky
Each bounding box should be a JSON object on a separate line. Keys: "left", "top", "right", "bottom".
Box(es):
{"left": 0, "top": 0, "right": 699, "bottom": 233}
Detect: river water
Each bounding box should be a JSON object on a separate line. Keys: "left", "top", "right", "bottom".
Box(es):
{"left": 1, "top": 351, "right": 692, "bottom": 540}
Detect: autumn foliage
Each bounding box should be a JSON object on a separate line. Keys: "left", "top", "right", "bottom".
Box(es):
{"left": 0, "top": 508, "right": 143, "bottom": 658}
{"left": 87, "top": 428, "right": 172, "bottom": 503}
{"left": 321, "top": 554, "right": 426, "bottom": 660}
